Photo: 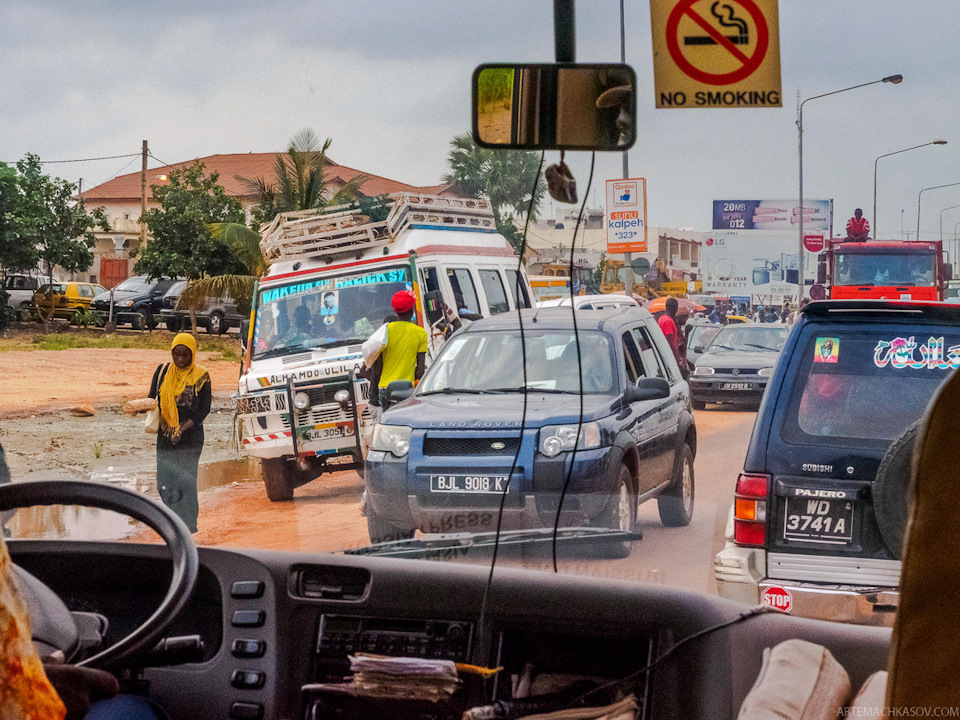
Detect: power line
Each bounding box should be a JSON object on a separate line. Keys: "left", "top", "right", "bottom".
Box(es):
{"left": 0, "top": 152, "right": 141, "bottom": 165}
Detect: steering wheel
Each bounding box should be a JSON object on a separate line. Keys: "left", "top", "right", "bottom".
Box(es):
{"left": 0, "top": 480, "right": 199, "bottom": 669}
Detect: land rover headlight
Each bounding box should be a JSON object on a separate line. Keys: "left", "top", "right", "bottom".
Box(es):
{"left": 371, "top": 424, "right": 412, "bottom": 457}
{"left": 293, "top": 392, "right": 310, "bottom": 410}
{"left": 539, "top": 422, "right": 601, "bottom": 458}
{"left": 693, "top": 365, "right": 715, "bottom": 376}
{"left": 758, "top": 367, "right": 773, "bottom": 378}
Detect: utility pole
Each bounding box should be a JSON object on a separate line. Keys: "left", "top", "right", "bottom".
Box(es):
{"left": 140, "top": 140, "right": 148, "bottom": 247}
{"left": 619, "top": 0, "right": 634, "bottom": 298}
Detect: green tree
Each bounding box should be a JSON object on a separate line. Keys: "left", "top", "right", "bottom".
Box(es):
{"left": 134, "top": 160, "right": 247, "bottom": 281}
{"left": 13, "top": 155, "right": 109, "bottom": 284}
{"left": 243, "top": 129, "right": 368, "bottom": 227}
{"left": 593, "top": 251, "right": 606, "bottom": 290}
{"left": 0, "top": 162, "right": 34, "bottom": 275}
{"left": 442, "top": 133, "right": 546, "bottom": 252}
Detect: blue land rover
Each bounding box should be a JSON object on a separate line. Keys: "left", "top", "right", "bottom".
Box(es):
{"left": 364, "top": 306, "right": 697, "bottom": 557}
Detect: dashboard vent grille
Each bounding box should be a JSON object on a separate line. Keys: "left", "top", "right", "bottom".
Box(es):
{"left": 297, "top": 565, "right": 371, "bottom": 601}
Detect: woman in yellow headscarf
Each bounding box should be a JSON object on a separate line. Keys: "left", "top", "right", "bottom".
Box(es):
{"left": 148, "top": 333, "right": 211, "bottom": 533}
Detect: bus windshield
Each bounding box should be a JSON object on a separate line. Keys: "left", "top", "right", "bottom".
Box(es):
{"left": 252, "top": 265, "right": 412, "bottom": 359}
{"left": 835, "top": 252, "right": 937, "bottom": 287}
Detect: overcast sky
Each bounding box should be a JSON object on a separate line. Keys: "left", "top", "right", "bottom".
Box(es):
{"left": 2, "top": 1, "right": 958, "bottom": 242}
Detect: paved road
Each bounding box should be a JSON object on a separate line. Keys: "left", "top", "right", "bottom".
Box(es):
{"left": 487, "top": 408, "right": 758, "bottom": 595}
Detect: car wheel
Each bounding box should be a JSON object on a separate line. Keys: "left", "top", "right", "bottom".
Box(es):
{"left": 366, "top": 505, "right": 414, "bottom": 545}
{"left": 874, "top": 420, "right": 920, "bottom": 559}
{"left": 131, "top": 308, "right": 150, "bottom": 331}
{"left": 596, "top": 464, "right": 636, "bottom": 559}
{"left": 261, "top": 457, "right": 296, "bottom": 502}
{"left": 17, "top": 302, "right": 30, "bottom": 321}
{"left": 207, "top": 311, "right": 225, "bottom": 335}
{"left": 165, "top": 317, "right": 180, "bottom": 332}
{"left": 692, "top": 399, "right": 706, "bottom": 411}
{"left": 658, "top": 443, "right": 695, "bottom": 527}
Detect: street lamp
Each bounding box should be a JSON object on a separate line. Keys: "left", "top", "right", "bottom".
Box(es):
{"left": 874, "top": 140, "right": 947, "bottom": 238}
{"left": 940, "top": 204, "right": 960, "bottom": 242}
{"left": 916, "top": 182, "right": 960, "bottom": 244}
{"left": 798, "top": 74, "right": 902, "bottom": 299}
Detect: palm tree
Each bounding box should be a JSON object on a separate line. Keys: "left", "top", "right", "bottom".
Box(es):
{"left": 181, "top": 131, "right": 368, "bottom": 328}
{"left": 443, "top": 133, "right": 546, "bottom": 250}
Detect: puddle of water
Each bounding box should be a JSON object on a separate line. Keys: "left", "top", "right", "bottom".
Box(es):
{"left": 5, "top": 457, "right": 261, "bottom": 541}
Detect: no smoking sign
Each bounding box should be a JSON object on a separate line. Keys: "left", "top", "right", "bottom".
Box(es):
{"left": 650, "top": 0, "right": 782, "bottom": 108}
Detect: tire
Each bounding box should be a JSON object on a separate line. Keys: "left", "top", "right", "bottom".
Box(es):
{"left": 17, "top": 302, "right": 30, "bottom": 321}
{"left": 658, "top": 443, "right": 695, "bottom": 527}
{"left": 261, "top": 457, "right": 296, "bottom": 502}
{"left": 595, "top": 464, "right": 636, "bottom": 559}
{"left": 132, "top": 308, "right": 151, "bottom": 331}
{"left": 207, "top": 311, "right": 225, "bottom": 335}
{"left": 366, "top": 505, "right": 414, "bottom": 545}
{"left": 165, "top": 317, "right": 180, "bottom": 332}
{"left": 874, "top": 421, "right": 920, "bottom": 559}
{"left": 692, "top": 399, "right": 706, "bottom": 411}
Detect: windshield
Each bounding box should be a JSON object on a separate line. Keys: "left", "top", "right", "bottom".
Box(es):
{"left": 6, "top": 4, "right": 957, "bottom": 654}
{"left": 253, "top": 266, "right": 412, "bottom": 358}
{"left": 417, "top": 330, "right": 617, "bottom": 395}
{"left": 707, "top": 326, "right": 787, "bottom": 353}
{"left": 113, "top": 277, "right": 153, "bottom": 294}
{"left": 835, "top": 251, "right": 937, "bottom": 287}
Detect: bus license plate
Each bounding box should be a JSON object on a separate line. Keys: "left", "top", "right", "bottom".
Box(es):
{"left": 302, "top": 422, "right": 353, "bottom": 441}
{"left": 784, "top": 497, "right": 854, "bottom": 544}
{"left": 430, "top": 475, "right": 509, "bottom": 494}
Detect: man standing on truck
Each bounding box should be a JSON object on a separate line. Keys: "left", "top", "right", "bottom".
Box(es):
{"left": 846, "top": 208, "right": 870, "bottom": 241}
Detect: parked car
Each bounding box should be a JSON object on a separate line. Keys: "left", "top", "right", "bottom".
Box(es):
{"left": 32, "top": 281, "right": 106, "bottom": 321}
{"left": 536, "top": 293, "right": 640, "bottom": 310}
{"left": 159, "top": 280, "right": 245, "bottom": 334}
{"left": 715, "top": 300, "right": 960, "bottom": 625}
{"left": 91, "top": 275, "right": 180, "bottom": 330}
{"left": 2, "top": 274, "right": 41, "bottom": 319}
{"left": 364, "top": 306, "right": 697, "bottom": 556}
{"left": 689, "top": 323, "right": 788, "bottom": 409}
{"left": 684, "top": 317, "right": 721, "bottom": 368}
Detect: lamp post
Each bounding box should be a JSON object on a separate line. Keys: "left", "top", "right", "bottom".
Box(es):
{"left": 940, "top": 204, "right": 960, "bottom": 242}
{"left": 798, "top": 74, "right": 902, "bottom": 299}
{"left": 874, "top": 140, "right": 947, "bottom": 238}
{"left": 916, "top": 182, "right": 960, "bottom": 244}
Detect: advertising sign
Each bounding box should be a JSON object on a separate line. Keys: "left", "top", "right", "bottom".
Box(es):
{"left": 702, "top": 229, "right": 798, "bottom": 301}
{"left": 649, "top": 0, "right": 781, "bottom": 109}
{"left": 713, "top": 199, "right": 832, "bottom": 231}
{"left": 606, "top": 178, "right": 648, "bottom": 254}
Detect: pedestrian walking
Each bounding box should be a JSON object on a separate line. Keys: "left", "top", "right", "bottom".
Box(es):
{"left": 149, "top": 333, "right": 211, "bottom": 533}
{"left": 657, "top": 297, "right": 686, "bottom": 371}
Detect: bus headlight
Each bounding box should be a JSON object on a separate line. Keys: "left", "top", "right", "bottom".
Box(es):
{"left": 293, "top": 392, "right": 311, "bottom": 410}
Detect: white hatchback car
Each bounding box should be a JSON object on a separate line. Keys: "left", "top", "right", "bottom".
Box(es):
{"left": 536, "top": 293, "right": 641, "bottom": 310}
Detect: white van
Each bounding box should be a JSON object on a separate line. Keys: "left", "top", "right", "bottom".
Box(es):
{"left": 237, "top": 193, "right": 533, "bottom": 501}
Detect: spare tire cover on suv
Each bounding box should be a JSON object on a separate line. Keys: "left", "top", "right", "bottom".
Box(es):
{"left": 873, "top": 420, "right": 920, "bottom": 559}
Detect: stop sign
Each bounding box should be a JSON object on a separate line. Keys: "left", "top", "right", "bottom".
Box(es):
{"left": 761, "top": 586, "right": 793, "bottom": 613}
{"left": 803, "top": 234, "right": 825, "bottom": 253}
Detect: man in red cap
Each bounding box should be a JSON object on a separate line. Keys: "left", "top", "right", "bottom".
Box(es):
{"left": 368, "top": 290, "right": 428, "bottom": 413}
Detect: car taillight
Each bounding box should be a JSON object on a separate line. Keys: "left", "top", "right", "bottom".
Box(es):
{"left": 734, "top": 473, "right": 770, "bottom": 547}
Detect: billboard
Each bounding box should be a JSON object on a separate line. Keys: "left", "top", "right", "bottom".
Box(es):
{"left": 701, "top": 229, "right": 798, "bottom": 302}
{"left": 606, "top": 178, "right": 648, "bottom": 253}
{"left": 713, "top": 199, "right": 832, "bottom": 231}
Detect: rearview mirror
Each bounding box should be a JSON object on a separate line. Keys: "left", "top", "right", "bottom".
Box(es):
{"left": 422, "top": 290, "right": 445, "bottom": 326}
{"left": 693, "top": 345, "right": 705, "bottom": 354}
{"left": 626, "top": 377, "right": 670, "bottom": 403}
{"left": 472, "top": 63, "right": 636, "bottom": 151}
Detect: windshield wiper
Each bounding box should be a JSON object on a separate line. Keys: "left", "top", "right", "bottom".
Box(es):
{"left": 418, "top": 388, "right": 490, "bottom": 396}
{"left": 316, "top": 337, "right": 368, "bottom": 349}
{"left": 485, "top": 386, "right": 576, "bottom": 394}
{"left": 341, "top": 527, "right": 644, "bottom": 558}
{"left": 711, "top": 344, "right": 735, "bottom": 351}
{"left": 742, "top": 343, "right": 776, "bottom": 351}
{"left": 254, "top": 343, "right": 309, "bottom": 360}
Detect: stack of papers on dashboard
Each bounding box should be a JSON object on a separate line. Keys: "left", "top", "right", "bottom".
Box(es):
{"left": 349, "top": 654, "right": 460, "bottom": 701}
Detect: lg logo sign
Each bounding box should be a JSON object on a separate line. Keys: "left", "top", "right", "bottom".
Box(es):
{"left": 706, "top": 237, "right": 726, "bottom": 247}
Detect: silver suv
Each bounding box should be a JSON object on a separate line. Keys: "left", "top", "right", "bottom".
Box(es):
{"left": 160, "top": 280, "right": 245, "bottom": 334}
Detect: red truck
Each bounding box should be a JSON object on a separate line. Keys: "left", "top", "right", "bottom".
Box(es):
{"left": 815, "top": 238, "right": 950, "bottom": 301}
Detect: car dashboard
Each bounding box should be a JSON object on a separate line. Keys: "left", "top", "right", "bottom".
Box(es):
{"left": 10, "top": 541, "right": 892, "bottom": 720}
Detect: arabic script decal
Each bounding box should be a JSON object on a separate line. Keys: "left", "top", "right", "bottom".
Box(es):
{"left": 873, "top": 336, "right": 960, "bottom": 369}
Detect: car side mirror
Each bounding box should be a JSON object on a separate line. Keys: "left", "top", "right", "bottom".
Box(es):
{"left": 817, "top": 256, "right": 827, "bottom": 285}
{"left": 626, "top": 377, "right": 670, "bottom": 403}
{"left": 472, "top": 63, "right": 636, "bottom": 151}
{"left": 423, "top": 289, "right": 445, "bottom": 326}
{"left": 458, "top": 309, "right": 483, "bottom": 322}
{"left": 693, "top": 345, "right": 705, "bottom": 354}
{"left": 383, "top": 380, "right": 415, "bottom": 406}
